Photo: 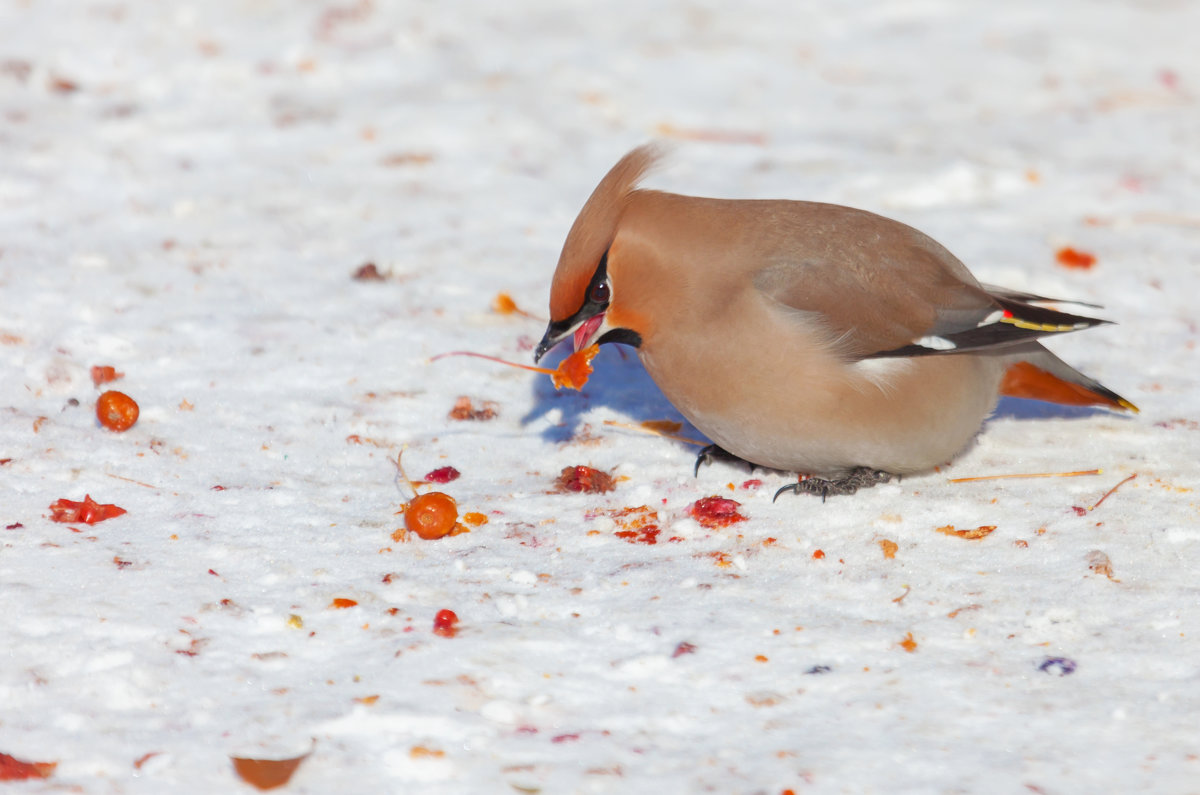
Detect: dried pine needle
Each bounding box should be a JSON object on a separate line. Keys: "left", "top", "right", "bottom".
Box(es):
{"left": 602, "top": 419, "right": 707, "bottom": 447}
{"left": 947, "top": 469, "right": 1101, "bottom": 483}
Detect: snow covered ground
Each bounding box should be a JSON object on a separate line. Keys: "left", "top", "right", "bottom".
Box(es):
{"left": 2, "top": 0, "right": 1199, "bottom": 791}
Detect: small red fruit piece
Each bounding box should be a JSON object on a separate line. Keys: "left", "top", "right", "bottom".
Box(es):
{"left": 687, "top": 496, "right": 747, "bottom": 528}
{"left": 615, "top": 526, "right": 660, "bottom": 545}
{"left": 48, "top": 495, "right": 126, "bottom": 525}
{"left": 404, "top": 492, "right": 459, "bottom": 540}
{"left": 97, "top": 390, "right": 139, "bottom": 431}
{"left": 424, "top": 466, "right": 461, "bottom": 484}
{"left": 0, "top": 752, "right": 56, "bottom": 781}
{"left": 432, "top": 609, "right": 459, "bottom": 638}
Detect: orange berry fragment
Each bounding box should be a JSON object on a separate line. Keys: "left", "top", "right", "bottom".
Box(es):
{"left": 493, "top": 292, "right": 519, "bottom": 314}
{"left": 492, "top": 291, "right": 541, "bottom": 319}
{"left": 552, "top": 345, "right": 599, "bottom": 390}
{"left": 330, "top": 598, "right": 358, "bottom": 609}
{"left": 96, "top": 390, "right": 139, "bottom": 431}
{"left": 1055, "top": 246, "right": 1096, "bottom": 269}
{"left": 404, "top": 492, "right": 459, "bottom": 540}
{"left": 935, "top": 524, "right": 997, "bottom": 540}
{"left": 90, "top": 365, "right": 124, "bottom": 387}
{"left": 231, "top": 753, "right": 308, "bottom": 791}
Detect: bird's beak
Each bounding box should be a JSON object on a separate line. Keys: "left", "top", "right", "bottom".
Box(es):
{"left": 534, "top": 312, "right": 608, "bottom": 364}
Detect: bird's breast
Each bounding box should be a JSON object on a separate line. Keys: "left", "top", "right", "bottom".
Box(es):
{"left": 637, "top": 318, "right": 1004, "bottom": 476}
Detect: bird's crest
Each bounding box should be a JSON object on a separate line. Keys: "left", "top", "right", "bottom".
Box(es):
{"left": 549, "top": 145, "right": 662, "bottom": 321}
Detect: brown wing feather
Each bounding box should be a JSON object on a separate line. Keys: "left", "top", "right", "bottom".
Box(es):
{"left": 750, "top": 202, "right": 995, "bottom": 358}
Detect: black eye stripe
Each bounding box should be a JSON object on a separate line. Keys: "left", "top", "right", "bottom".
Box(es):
{"left": 535, "top": 248, "right": 638, "bottom": 363}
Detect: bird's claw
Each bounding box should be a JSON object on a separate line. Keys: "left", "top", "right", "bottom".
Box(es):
{"left": 772, "top": 467, "right": 893, "bottom": 502}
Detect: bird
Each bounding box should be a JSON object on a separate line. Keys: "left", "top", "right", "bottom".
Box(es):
{"left": 534, "top": 145, "right": 1136, "bottom": 499}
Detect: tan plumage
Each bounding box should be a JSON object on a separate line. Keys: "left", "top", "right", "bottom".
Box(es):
{"left": 536, "top": 146, "right": 1136, "bottom": 495}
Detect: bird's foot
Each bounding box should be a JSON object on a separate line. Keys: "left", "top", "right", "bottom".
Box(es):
{"left": 694, "top": 444, "right": 759, "bottom": 477}
{"left": 773, "top": 467, "right": 893, "bottom": 502}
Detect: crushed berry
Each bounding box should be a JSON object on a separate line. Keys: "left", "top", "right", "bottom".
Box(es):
{"left": 424, "top": 466, "right": 461, "bottom": 484}
{"left": 554, "top": 465, "right": 615, "bottom": 494}
{"left": 448, "top": 396, "right": 498, "bottom": 421}
{"left": 687, "top": 496, "right": 746, "bottom": 528}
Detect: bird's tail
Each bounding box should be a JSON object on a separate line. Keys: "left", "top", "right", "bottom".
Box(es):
{"left": 999, "top": 344, "right": 1138, "bottom": 412}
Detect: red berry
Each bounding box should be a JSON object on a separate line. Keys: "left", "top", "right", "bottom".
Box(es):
{"left": 432, "top": 609, "right": 458, "bottom": 638}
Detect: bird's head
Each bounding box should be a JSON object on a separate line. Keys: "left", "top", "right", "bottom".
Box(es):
{"left": 535, "top": 145, "right": 661, "bottom": 364}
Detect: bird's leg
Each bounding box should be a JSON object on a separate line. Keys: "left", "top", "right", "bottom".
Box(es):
{"left": 772, "top": 467, "right": 893, "bottom": 502}
{"left": 694, "top": 444, "right": 759, "bottom": 477}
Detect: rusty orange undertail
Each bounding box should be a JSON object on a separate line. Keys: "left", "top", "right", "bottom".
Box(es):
{"left": 1001, "top": 361, "right": 1137, "bottom": 412}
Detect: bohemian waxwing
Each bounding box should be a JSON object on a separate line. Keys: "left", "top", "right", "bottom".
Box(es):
{"left": 535, "top": 145, "right": 1136, "bottom": 498}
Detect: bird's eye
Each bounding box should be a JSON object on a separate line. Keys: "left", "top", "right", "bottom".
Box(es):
{"left": 590, "top": 279, "right": 611, "bottom": 304}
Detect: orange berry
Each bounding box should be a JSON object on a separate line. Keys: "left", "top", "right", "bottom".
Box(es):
{"left": 404, "top": 492, "right": 459, "bottom": 540}
{"left": 96, "top": 390, "right": 139, "bottom": 431}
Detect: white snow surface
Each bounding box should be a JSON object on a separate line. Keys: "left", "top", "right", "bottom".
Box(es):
{"left": 2, "top": 1, "right": 1200, "bottom": 792}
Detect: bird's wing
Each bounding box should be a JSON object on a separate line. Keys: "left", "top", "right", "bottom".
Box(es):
{"left": 750, "top": 217, "right": 1108, "bottom": 360}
